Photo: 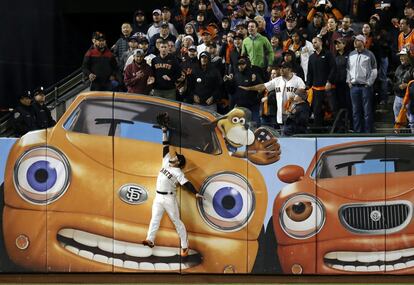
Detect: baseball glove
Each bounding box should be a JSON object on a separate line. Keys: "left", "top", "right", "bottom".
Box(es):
{"left": 156, "top": 112, "right": 170, "bottom": 128}
{"left": 247, "top": 127, "right": 281, "bottom": 165}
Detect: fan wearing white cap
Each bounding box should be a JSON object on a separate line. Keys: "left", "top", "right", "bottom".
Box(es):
{"left": 346, "top": 34, "right": 377, "bottom": 133}
{"left": 393, "top": 47, "right": 414, "bottom": 132}
{"left": 147, "top": 9, "right": 178, "bottom": 40}
{"left": 124, "top": 49, "right": 154, "bottom": 95}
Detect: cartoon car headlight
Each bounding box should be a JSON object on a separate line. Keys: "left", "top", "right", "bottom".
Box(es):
{"left": 197, "top": 172, "right": 255, "bottom": 232}
{"left": 14, "top": 146, "right": 70, "bottom": 205}
{"left": 279, "top": 194, "right": 325, "bottom": 239}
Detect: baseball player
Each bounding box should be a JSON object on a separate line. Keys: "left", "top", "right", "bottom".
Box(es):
{"left": 143, "top": 113, "right": 203, "bottom": 257}
{"left": 239, "top": 61, "right": 306, "bottom": 125}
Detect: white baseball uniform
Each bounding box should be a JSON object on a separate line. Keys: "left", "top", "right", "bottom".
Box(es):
{"left": 146, "top": 153, "right": 189, "bottom": 248}
{"left": 264, "top": 74, "right": 306, "bottom": 124}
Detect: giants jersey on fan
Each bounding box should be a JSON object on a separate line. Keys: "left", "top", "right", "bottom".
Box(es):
{"left": 264, "top": 74, "right": 306, "bottom": 124}
{"left": 156, "top": 153, "right": 188, "bottom": 192}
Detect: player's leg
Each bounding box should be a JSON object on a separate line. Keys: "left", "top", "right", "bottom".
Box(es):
{"left": 145, "top": 195, "right": 165, "bottom": 246}
{"left": 164, "top": 196, "right": 188, "bottom": 250}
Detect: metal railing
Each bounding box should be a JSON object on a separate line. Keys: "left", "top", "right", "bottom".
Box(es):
{"left": 0, "top": 68, "right": 87, "bottom": 137}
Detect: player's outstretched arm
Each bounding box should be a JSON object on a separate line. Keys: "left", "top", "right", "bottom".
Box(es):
{"left": 183, "top": 182, "right": 204, "bottom": 199}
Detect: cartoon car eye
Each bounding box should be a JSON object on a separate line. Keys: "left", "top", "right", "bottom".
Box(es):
{"left": 231, "top": 117, "right": 240, "bottom": 124}
{"left": 279, "top": 194, "right": 325, "bottom": 239}
{"left": 14, "top": 147, "right": 70, "bottom": 205}
{"left": 197, "top": 172, "right": 255, "bottom": 232}
{"left": 239, "top": 118, "right": 245, "bottom": 125}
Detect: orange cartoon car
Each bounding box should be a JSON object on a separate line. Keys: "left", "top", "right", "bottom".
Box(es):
{"left": 273, "top": 140, "right": 414, "bottom": 274}
{"left": 2, "top": 92, "right": 273, "bottom": 273}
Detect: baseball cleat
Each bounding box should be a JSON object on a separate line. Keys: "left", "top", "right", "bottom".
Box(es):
{"left": 181, "top": 248, "right": 189, "bottom": 257}
{"left": 142, "top": 240, "right": 154, "bottom": 248}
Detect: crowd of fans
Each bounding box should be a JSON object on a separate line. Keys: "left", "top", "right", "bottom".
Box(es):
{"left": 78, "top": 0, "right": 414, "bottom": 135}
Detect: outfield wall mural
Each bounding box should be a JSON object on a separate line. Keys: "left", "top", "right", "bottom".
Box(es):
{"left": 1, "top": 92, "right": 414, "bottom": 274}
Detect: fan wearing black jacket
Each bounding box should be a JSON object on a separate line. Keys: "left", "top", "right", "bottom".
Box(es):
{"left": 187, "top": 51, "right": 222, "bottom": 112}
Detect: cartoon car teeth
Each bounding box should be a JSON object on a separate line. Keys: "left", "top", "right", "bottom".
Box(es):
{"left": 57, "top": 229, "right": 202, "bottom": 271}
{"left": 2, "top": 92, "right": 270, "bottom": 273}
{"left": 273, "top": 140, "right": 414, "bottom": 274}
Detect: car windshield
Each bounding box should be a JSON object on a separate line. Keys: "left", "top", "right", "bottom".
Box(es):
{"left": 312, "top": 143, "right": 414, "bottom": 179}
{"left": 63, "top": 98, "right": 221, "bottom": 154}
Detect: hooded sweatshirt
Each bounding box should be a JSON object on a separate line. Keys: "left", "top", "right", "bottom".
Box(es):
{"left": 188, "top": 51, "right": 222, "bottom": 105}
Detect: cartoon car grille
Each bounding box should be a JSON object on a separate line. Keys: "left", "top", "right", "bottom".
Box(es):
{"left": 339, "top": 201, "right": 413, "bottom": 234}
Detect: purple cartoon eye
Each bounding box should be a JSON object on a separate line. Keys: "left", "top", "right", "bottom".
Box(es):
{"left": 26, "top": 161, "right": 57, "bottom": 192}
{"left": 213, "top": 187, "right": 243, "bottom": 218}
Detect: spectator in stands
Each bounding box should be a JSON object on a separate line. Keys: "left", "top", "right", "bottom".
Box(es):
{"left": 347, "top": 34, "right": 378, "bottom": 133}
{"left": 180, "top": 45, "right": 198, "bottom": 102}
{"left": 242, "top": 20, "right": 274, "bottom": 70}
{"left": 225, "top": 56, "right": 262, "bottom": 125}
{"left": 404, "top": 2, "right": 414, "bottom": 22}
{"left": 176, "top": 35, "right": 195, "bottom": 60}
{"left": 119, "top": 35, "right": 139, "bottom": 71}
{"left": 290, "top": 0, "right": 310, "bottom": 28}
{"left": 240, "top": 61, "right": 306, "bottom": 128}
{"left": 183, "top": 22, "right": 199, "bottom": 45}
{"left": 283, "top": 50, "right": 305, "bottom": 80}
{"left": 307, "top": 11, "right": 324, "bottom": 40}
{"left": 187, "top": 51, "right": 222, "bottom": 111}
{"left": 172, "top": 0, "right": 195, "bottom": 34}
{"left": 369, "top": 14, "right": 392, "bottom": 106}
{"left": 255, "top": 0, "right": 270, "bottom": 17}
{"left": 265, "top": 5, "right": 285, "bottom": 37}
{"left": 398, "top": 18, "right": 414, "bottom": 53}
{"left": 12, "top": 91, "right": 37, "bottom": 137}
{"left": 307, "top": 36, "right": 336, "bottom": 128}
{"left": 228, "top": 33, "right": 244, "bottom": 74}
{"left": 149, "top": 22, "right": 177, "bottom": 54}
{"left": 393, "top": 47, "right": 414, "bottom": 131}
{"left": 288, "top": 29, "right": 314, "bottom": 81}
{"left": 235, "top": 23, "right": 248, "bottom": 38}
{"left": 161, "top": 6, "right": 173, "bottom": 24}
{"left": 362, "top": 22, "right": 374, "bottom": 49}
{"left": 112, "top": 23, "right": 133, "bottom": 65}
{"left": 132, "top": 9, "right": 148, "bottom": 34}
{"left": 151, "top": 39, "right": 182, "bottom": 100}
{"left": 32, "top": 87, "right": 56, "bottom": 129}
{"left": 82, "top": 32, "right": 119, "bottom": 91}
{"left": 320, "top": 17, "right": 341, "bottom": 54}
{"left": 206, "top": 43, "right": 224, "bottom": 76}
{"left": 271, "top": 35, "right": 284, "bottom": 66}
{"left": 260, "top": 67, "right": 279, "bottom": 128}
{"left": 195, "top": 11, "right": 207, "bottom": 33}
{"left": 306, "top": 0, "right": 343, "bottom": 23}
{"left": 147, "top": 9, "right": 178, "bottom": 40}
{"left": 373, "top": 0, "right": 393, "bottom": 29}
{"left": 197, "top": 0, "right": 215, "bottom": 24}
{"left": 218, "top": 17, "right": 231, "bottom": 40}
{"left": 337, "top": 15, "right": 354, "bottom": 53}
{"left": 254, "top": 15, "right": 268, "bottom": 37}
{"left": 197, "top": 30, "right": 213, "bottom": 55}
{"left": 283, "top": 89, "right": 311, "bottom": 136}
{"left": 280, "top": 15, "right": 297, "bottom": 44}
{"left": 124, "top": 49, "right": 154, "bottom": 95}
{"left": 334, "top": 37, "right": 352, "bottom": 127}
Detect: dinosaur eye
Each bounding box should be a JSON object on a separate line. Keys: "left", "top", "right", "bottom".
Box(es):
{"left": 239, "top": 118, "right": 246, "bottom": 124}
{"left": 231, "top": 117, "right": 240, "bottom": 124}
